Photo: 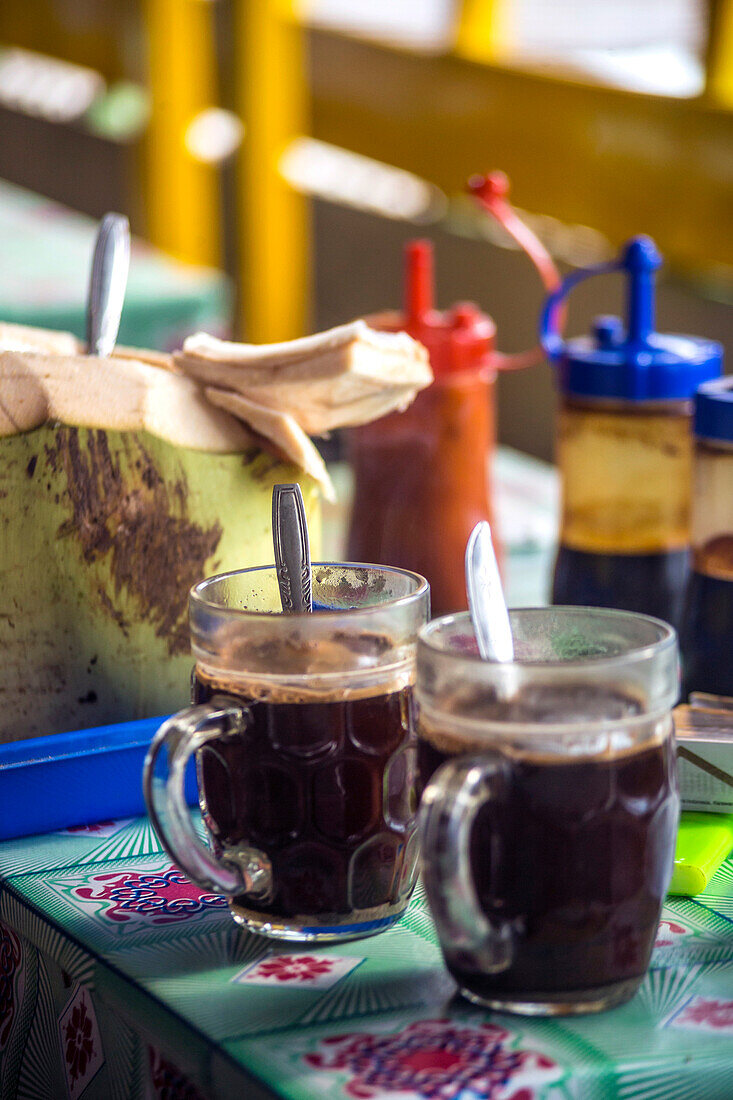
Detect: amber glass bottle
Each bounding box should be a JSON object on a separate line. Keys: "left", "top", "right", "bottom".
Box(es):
{"left": 541, "top": 236, "right": 722, "bottom": 629}
{"left": 553, "top": 395, "right": 693, "bottom": 627}
{"left": 681, "top": 378, "right": 733, "bottom": 698}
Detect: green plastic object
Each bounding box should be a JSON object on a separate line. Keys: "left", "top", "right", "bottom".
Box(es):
{"left": 669, "top": 811, "right": 733, "bottom": 896}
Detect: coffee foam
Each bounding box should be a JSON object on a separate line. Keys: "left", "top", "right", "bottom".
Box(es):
{"left": 195, "top": 624, "right": 413, "bottom": 703}
{"left": 418, "top": 683, "right": 670, "bottom": 762}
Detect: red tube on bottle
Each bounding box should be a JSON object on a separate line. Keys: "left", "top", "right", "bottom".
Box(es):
{"left": 347, "top": 174, "right": 560, "bottom": 616}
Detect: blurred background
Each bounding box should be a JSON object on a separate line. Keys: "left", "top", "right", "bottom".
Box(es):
{"left": 0, "top": 0, "right": 730, "bottom": 461}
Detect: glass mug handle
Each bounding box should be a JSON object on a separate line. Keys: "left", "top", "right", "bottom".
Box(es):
{"left": 419, "top": 753, "right": 514, "bottom": 974}
{"left": 143, "top": 700, "right": 272, "bottom": 899}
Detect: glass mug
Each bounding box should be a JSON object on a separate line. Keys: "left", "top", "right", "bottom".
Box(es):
{"left": 417, "top": 607, "right": 680, "bottom": 1015}
{"left": 144, "top": 564, "right": 429, "bottom": 941}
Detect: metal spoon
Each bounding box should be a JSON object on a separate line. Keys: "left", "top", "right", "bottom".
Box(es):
{"left": 465, "top": 521, "right": 514, "bottom": 663}
{"left": 86, "top": 213, "right": 130, "bottom": 357}
{"left": 272, "top": 484, "right": 313, "bottom": 613}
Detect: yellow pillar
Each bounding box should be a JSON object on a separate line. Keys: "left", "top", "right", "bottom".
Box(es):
{"left": 706, "top": 0, "right": 733, "bottom": 107}
{"left": 144, "top": 0, "right": 222, "bottom": 267}
{"left": 454, "top": 0, "right": 512, "bottom": 64}
{"left": 235, "top": 0, "right": 310, "bottom": 342}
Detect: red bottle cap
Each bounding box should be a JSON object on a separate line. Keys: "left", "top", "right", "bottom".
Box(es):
{"left": 399, "top": 240, "right": 496, "bottom": 377}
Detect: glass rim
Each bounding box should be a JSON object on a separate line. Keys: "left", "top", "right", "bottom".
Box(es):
{"left": 190, "top": 562, "right": 430, "bottom": 618}
{"left": 419, "top": 607, "right": 677, "bottom": 670}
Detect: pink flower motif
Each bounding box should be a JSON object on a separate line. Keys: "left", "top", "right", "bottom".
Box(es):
{"left": 256, "top": 956, "right": 335, "bottom": 982}
{"left": 64, "top": 997, "right": 95, "bottom": 1084}
{"left": 305, "top": 1019, "right": 559, "bottom": 1099}
{"left": 148, "top": 1046, "right": 207, "bottom": 1100}
{"left": 677, "top": 998, "right": 733, "bottom": 1029}
{"left": 655, "top": 920, "right": 689, "bottom": 948}
{"left": 65, "top": 821, "right": 117, "bottom": 834}
{"left": 73, "top": 865, "right": 227, "bottom": 924}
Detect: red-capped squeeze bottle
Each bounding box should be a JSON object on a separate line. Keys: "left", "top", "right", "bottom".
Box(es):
{"left": 346, "top": 173, "right": 560, "bottom": 615}
{"left": 347, "top": 241, "right": 498, "bottom": 616}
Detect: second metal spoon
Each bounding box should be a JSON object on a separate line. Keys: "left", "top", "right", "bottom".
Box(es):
{"left": 465, "top": 521, "right": 514, "bottom": 663}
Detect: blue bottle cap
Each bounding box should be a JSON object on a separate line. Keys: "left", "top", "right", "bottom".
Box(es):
{"left": 695, "top": 376, "right": 733, "bottom": 443}
{"left": 540, "top": 236, "right": 723, "bottom": 401}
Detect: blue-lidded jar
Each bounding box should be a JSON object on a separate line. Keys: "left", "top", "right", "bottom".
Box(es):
{"left": 681, "top": 378, "right": 733, "bottom": 697}
{"left": 540, "top": 236, "right": 723, "bottom": 629}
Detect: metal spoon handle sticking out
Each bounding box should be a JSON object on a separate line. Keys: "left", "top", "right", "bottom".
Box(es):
{"left": 86, "top": 213, "right": 130, "bottom": 358}
{"left": 465, "top": 521, "right": 514, "bottom": 663}
{"left": 272, "top": 484, "right": 313, "bottom": 613}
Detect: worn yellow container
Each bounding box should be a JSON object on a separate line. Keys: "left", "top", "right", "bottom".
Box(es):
{"left": 0, "top": 425, "right": 321, "bottom": 740}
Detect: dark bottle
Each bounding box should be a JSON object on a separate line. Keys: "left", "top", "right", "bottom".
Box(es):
{"left": 681, "top": 378, "right": 733, "bottom": 698}
{"left": 540, "top": 236, "right": 723, "bottom": 629}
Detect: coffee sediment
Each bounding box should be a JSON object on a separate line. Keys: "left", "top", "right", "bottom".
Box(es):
{"left": 416, "top": 682, "right": 654, "bottom": 761}
{"left": 194, "top": 624, "right": 413, "bottom": 704}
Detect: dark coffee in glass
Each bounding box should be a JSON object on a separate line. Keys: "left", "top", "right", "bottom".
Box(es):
{"left": 194, "top": 671, "right": 418, "bottom": 929}
{"left": 145, "top": 563, "right": 429, "bottom": 941}
{"left": 419, "top": 686, "right": 677, "bottom": 1002}
{"left": 417, "top": 609, "right": 680, "bottom": 1015}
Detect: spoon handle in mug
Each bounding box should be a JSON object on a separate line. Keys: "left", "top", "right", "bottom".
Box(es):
{"left": 465, "top": 522, "right": 514, "bottom": 663}
{"left": 272, "top": 483, "right": 313, "bottom": 613}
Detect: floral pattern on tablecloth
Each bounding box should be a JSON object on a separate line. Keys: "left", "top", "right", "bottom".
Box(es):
{"left": 147, "top": 1045, "right": 208, "bottom": 1100}
{"left": 304, "top": 1019, "right": 564, "bottom": 1099}
{"left": 234, "top": 954, "right": 363, "bottom": 990}
{"left": 58, "top": 984, "right": 104, "bottom": 1100}
{"left": 73, "top": 866, "right": 227, "bottom": 926}
{"left": 655, "top": 920, "right": 692, "bottom": 948}
{"left": 6, "top": 813, "right": 733, "bottom": 1098}
{"left": 666, "top": 995, "right": 733, "bottom": 1035}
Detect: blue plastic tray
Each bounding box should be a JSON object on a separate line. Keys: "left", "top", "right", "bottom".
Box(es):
{"left": 0, "top": 716, "right": 197, "bottom": 840}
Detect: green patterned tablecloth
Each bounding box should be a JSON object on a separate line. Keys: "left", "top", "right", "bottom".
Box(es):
{"left": 0, "top": 816, "right": 732, "bottom": 1099}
